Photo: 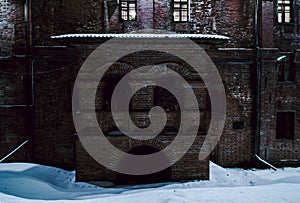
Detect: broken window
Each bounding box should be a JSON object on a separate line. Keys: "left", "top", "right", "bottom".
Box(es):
{"left": 278, "top": 0, "right": 293, "bottom": 23}
{"left": 277, "top": 53, "right": 295, "bottom": 82}
{"left": 276, "top": 112, "right": 295, "bottom": 139}
{"left": 173, "top": 0, "right": 188, "bottom": 22}
{"left": 120, "top": 0, "right": 137, "bottom": 21}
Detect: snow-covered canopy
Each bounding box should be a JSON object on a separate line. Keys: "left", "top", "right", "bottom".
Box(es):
{"left": 51, "top": 33, "right": 230, "bottom": 40}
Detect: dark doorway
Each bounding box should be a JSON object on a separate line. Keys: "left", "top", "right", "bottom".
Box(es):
{"left": 116, "top": 145, "right": 172, "bottom": 185}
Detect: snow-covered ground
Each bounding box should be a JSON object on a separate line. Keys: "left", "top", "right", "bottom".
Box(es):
{"left": 0, "top": 162, "right": 300, "bottom": 203}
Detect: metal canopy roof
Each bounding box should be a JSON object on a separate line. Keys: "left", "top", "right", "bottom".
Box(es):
{"left": 51, "top": 33, "right": 229, "bottom": 40}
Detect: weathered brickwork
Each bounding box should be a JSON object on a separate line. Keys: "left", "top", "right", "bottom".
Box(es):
{"left": 259, "top": 49, "right": 300, "bottom": 166}
{"left": 208, "top": 49, "right": 256, "bottom": 166}
{"left": 32, "top": 47, "right": 79, "bottom": 170}
{"left": 259, "top": 1, "right": 300, "bottom": 166}
{"left": 32, "top": 0, "right": 104, "bottom": 45}
{"left": 273, "top": 0, "right": 300, "bottom": 50}
{"left": 261, "top": 1, "right": 275, "bottom": 48}
{"left": 1, "top": 0, "right": 300, "bottom": 184}
{"left": 0, "top": 59, "right": 29, "bottom": 162}
{"left": 0, "top": 0, "right": 14, "bottom": 54}
{"left": 0, "top": 0, "right": 25, "bottom": 54}
{"left": 71, "top": 43, "right": 211, "bottom": 182}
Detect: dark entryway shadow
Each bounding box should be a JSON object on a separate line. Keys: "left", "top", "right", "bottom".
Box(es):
{"left": 116, "top": 145, "right": 172, "bottom": 185}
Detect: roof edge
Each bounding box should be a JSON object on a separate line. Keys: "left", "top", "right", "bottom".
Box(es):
{"left": 50, "top": 33, "right": 230, "bottom": 40}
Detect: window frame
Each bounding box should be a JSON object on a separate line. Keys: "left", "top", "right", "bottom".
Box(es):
{"left": 120, "top": 0, "right": 137, "bottom": 21}
{"left": 173, "top": 0, "right": 189, "bottom": 22}
{"left": 277, "top": 0, "right": 294, "bottom": 24}
{"left": 277, "top": 53, "right": 296, "bottom": 82}
{"left": 276, "top": 112, "right": 295, "bottom": 140}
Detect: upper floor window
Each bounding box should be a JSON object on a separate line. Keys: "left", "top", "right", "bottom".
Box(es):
{"left": 173, "top": 0, "right": 188, "bottom": 22}
{"left": 120, "top": 0, "right": 137, "bottom": 21}
{"left": 278, "top": 0, "right": 293, "bottom": 23}
{"left": 277, "top": 53, "right": 295, "bottom": 82}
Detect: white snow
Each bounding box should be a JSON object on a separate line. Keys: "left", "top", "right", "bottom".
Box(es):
{"left": 0, "top": 161, "right": 299, "bottom": 202}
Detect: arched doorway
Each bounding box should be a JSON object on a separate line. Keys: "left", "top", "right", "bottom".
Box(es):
{"left": 116, "top": 145, "right": 172, "bottom": 185}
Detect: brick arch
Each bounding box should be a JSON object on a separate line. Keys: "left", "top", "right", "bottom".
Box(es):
{"left": 119, "top": 138, "right": 168, "bottom": 152}
{"left": 100, "top": 62, "right": 135, "bottom": 111}
{"left": 113, "top": 140, "right": 174, "bottom": 184}
{"left": 108, "top": 138, "right": 178, "bottom": 172}
{"left": 149, "top": 62, "right": 194, "bottom": 79}
{"left": 101, "top": 62, "right": 135, "bottom": 79}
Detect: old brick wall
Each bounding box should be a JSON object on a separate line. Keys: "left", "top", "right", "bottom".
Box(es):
{"left": 0, "top": 0, "right": 25, "bottom": 55}
{"left": 32, "top": 0, "right": 104, "bottom": 45}
{"left": 75, "top": 133, "right": 209, "bottom": 182}
{"left": 259, "top": 0, "right": 300, "bottom": 166}
{"left": 72, "top": 42, "right": 210, "bottom": 182}
{"left": 4, "top": 0, "right": 300, "bottom": 183}
{"left": 208, "top": 48, "right": 256, "bottom": 166}
{"left": 103, "top": 0, "right": 255, "bottom": 46}
{"left": 68, "top": 39, "right": 256, "bottom": 182}
{"left": 32, "top": 47, "right": 79, "bottom": 169}
{"left": 0, "top": 0, "right": 15, "bottom": 54}
{"left": 261, "top": 1, "right": 275, "bottom": 48}
{"left": 0, "top": 59, "right": 29, "bottom": 162}
{"left": 0, "top": 0, "right": 257, "bottom": 51}
{"left": 153, "top": 0, "right": 171, "bottom": 30}
{"left": 0, "top": 0, "right": 29, "bottom": 162}
{"left": 273, "top": 0, "right": 300, "bottom": 50}
{"left": 259, "top": 49, "right": 300, "bottom": 166}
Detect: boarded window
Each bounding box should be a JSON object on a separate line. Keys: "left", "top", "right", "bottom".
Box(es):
{"left": 276, "top": 112, "right": 295, "bottom": 139}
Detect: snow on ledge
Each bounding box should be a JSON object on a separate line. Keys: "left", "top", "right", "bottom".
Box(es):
{"left": 51, "top": 33, "right": 230, "bottom": 40}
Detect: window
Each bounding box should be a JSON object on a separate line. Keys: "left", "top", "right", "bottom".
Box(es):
{"left": 276, "top": 112, "right": 295, "bottom": 139}
{"left": 120, "top": 0, "right": 137, "bottom": 21}
{"left": 277, "top": 54, "right": 295, "bottom": 82}
{"left": 173, "top": 0, "right": 188, "bottom": 22}
{"left": 233, "top": 121, "right": 244, "bottom": 130}
{"left": 278, "top": 0, "right": 293, "bottom": 23}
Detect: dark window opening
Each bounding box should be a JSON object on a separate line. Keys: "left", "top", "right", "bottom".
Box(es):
{"left": 102, "top": 76, "right": 131, "bottom": 110}
{"left": 154, "top": 87, "right": 179, "bottom": 112}
{"left": 233, "top": 121, "right": 244, "bottom": 130}
{"left": 276, "top": 112, "right": 295, "bottom": 139}
{"left": 277, "top": 54, "right": 295, "bottom": 82}
{"left": 278, "top": 0, "right": 293, "bottom": 24}
{"left": 120, "top": 0, "right": 137, "bottom": 21}
{"left": 173, "top": 0, "right": 188, "bottom": 22}
{"left": 154, "top": 86, "right": 180, "bottom": 134}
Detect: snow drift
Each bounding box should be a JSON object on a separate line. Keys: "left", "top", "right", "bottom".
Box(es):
{"left": 0, "top": 162, "right": 299, "bottom": 202}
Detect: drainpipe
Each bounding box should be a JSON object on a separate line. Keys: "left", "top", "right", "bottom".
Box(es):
{"left": 104, "top": 0, "right": 110, "bottom": 32}
{"left": 254, "top": 0, "right": 261, "bottom": 156}
{"left": 25, "top": 0, "right": 34, "bottom": 161}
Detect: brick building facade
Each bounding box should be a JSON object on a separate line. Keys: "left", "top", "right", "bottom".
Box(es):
{"left": 0, "top": 0, "right": 299, "bottom": 184}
